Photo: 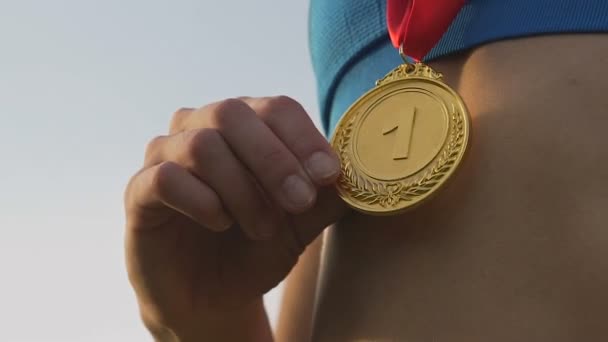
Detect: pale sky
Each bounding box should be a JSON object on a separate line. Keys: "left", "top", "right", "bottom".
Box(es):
{"left": 0, "top": 1, "right": 318, "bottom": 340}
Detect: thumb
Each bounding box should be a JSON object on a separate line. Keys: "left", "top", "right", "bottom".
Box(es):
{"left": 292, "top": 185, "right": 349, "bottom": 247}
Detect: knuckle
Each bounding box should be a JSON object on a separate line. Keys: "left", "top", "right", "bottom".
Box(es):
{"left": 123, "top": 172, "right": 141, "bottom": 209}
{"left": 261, "top": 146, "right": 288, "bottom": 165}
{"left": 259, "top": 148, "right": 298, "bottom": 180}
{"left": 256, "top": 95, "right": 307, "bottom": 126}
{"left": 144, "top": 135, "right": 165, "bottom": 161}
{"left": 151, "top": 161, "right": 179, "bottom": 198}
{"left": 258, "top": 95, "right": 302, "bottom": 113}
{"left": 235, "top": 95, "right": 252, "bottom": 101}
{"left": 290, "top": 133, "right": 320, "bottom": 156}
{"left": 209, "top": 98, "right": 250, "bottom": 128}
{"left": 169, "top": 107, "right": 193, "bottom": 132}
{"left": 182, "top": 128, "right": 222, "bottom": 163}
{"left": 124, "top": 167, "right": 151, "bottom": 211}
{"left": 257, "top": 95, "right": 303, "bottom": 117}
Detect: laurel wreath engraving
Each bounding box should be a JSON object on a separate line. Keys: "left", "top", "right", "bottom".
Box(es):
{"left": 336, "top": 107, "right": 465, "bottom": 208}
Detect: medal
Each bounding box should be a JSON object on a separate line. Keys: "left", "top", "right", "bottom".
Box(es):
{"left": 330, "top": 0, "right": 470, "bottom": 215}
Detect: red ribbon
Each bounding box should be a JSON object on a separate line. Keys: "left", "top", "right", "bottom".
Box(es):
{"left": 387, "top": 0, "right": 465, "bottom": 61}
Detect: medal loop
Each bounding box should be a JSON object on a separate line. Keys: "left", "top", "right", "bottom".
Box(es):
{"left": 398, "top": 43, "right": 419, "bottom": 65}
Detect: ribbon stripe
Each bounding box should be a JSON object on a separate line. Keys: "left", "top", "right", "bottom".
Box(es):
{"left": 387, "top": 0, "right": 466, "bottom": 61}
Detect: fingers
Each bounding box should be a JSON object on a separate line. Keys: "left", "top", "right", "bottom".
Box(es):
{"left": 125, "top": 161, "right": 232, "bottom": 231}
{"left": 291, "top": 186, "right": 349, "bottom": 247}
{"left": 244, "top": 96, "right": 341, "bottom": 186}
{"left": 144, "top": 129, "right": 282, "bottom": 240}
{"left": 180, "top": 99, "right": 318, "bottom": 214}
{"left": 170, "top": 97, "right": 341, "bottom": 214}
{"left": 133, "top": 96, "right": 343, "bottom": 242}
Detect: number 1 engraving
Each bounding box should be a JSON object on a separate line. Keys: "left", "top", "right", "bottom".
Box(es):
{"left": 382, "top": 107, "right": 416, "bottom": 160}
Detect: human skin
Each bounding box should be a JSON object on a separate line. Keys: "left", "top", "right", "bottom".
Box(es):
{"left": 123, "top": 96, "right": 347, "bottom": 341}
{"left": 278, "top": 34, "right": 608, "bottom": 342}
{"left": 125, "top": 34, "right": 608, "bottom": 342}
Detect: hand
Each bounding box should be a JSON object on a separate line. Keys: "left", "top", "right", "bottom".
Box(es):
{"left": 124, "top": 96, "right": 347, "bottom": 339}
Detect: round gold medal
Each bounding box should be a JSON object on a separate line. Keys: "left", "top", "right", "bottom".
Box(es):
{"left": 330, "top": 63, "right": 471, "bottom": 215}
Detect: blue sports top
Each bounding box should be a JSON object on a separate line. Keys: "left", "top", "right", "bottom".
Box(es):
{"left": 309, "top": 0, "right": 608, "bottom": 136}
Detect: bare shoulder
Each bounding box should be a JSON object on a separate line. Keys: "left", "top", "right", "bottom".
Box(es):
{"left": 313, "top": 34, "right": 608, "bottom": 342}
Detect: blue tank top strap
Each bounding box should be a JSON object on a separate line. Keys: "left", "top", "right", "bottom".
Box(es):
{"left": 310, "top": 0, "right": 608, "bottom": 136}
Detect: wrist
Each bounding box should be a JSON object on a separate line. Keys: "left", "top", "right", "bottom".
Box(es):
{"left": 143, "top": 298, "right": 272, "bottom": 342}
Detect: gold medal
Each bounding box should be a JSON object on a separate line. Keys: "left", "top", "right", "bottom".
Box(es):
{"left": 330, "top": 63, "right": 471, "bottom": 215}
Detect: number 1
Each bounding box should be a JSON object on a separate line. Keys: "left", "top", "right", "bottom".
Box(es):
{"left": 382, "top": 107, "right": 416, "bottom": 160}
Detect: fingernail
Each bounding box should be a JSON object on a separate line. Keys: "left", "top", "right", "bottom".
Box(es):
{"left": 305, "top": 151, "right": 340, "bottom": 183}
{"left": 281, "top": 174, "right": 315, "bottom": 211}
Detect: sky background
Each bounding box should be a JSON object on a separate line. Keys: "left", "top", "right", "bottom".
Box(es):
{"left": 0, "top": 1, "right": 318, "bottom": 340}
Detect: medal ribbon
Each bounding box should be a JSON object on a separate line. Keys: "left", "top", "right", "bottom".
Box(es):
{"left": 387, "top": 0, "right": 466, "bottom": 61}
